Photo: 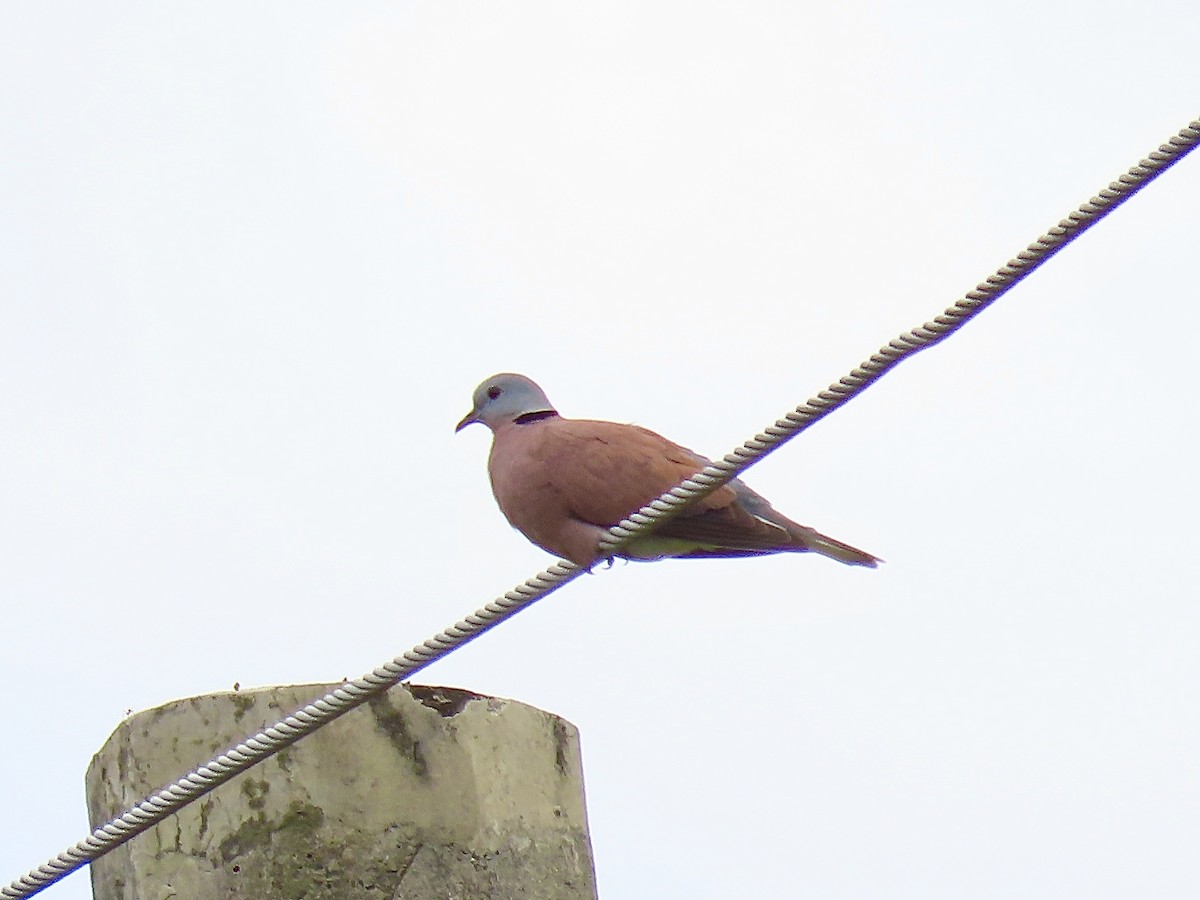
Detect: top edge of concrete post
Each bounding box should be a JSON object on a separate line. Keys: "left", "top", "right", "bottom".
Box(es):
{"left": 85, "top": 682, "right": 597, "bottom": 899}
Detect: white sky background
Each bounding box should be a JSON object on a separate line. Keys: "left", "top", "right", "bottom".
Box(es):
{"left": 2, "top": 3, "right": 1199, "bottom": 897}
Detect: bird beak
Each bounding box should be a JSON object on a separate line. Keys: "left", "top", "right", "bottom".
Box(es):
{"left": 455, "top": 409, "right": 479, "bottom": 433}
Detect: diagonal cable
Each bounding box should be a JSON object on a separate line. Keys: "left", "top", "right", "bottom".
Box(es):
{"left": 4, "top": 117, "right": 1197, "bottom": 899}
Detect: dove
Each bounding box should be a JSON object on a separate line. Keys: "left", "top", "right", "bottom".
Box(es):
{"left": 456, "top": 373, "right": 880, "bottom": 569}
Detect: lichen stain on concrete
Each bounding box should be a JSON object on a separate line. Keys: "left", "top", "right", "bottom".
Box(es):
{"left": 217, "top": 800, "right": 325, "bottom": 865}
{"left": 219, "top": 813, "right": 273, "bottom": 864}
{"left": 198, "top": 797, "right": 213, "bottom": 842}
{"left": 276, "top": 749, "right": 294, "bottom": 774}
{"left": 278, "top": 800, "right": 324, "bottom": 837}
{"left": 367, "top": 695, "right": 430, "bottom": 781}
{"left": 240, "top": 778, "right": 270, "bottom": 811}
{"left": 230, "top": 692, "right": 256, "bottom": 722}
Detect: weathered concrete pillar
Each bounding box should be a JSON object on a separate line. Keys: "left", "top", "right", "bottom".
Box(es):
{"left": 86, "top": 683, "right": 597, "bottom": 899}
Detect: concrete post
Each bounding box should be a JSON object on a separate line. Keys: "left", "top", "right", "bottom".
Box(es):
{"left": 85, "top": 683, "right": 597, "bottom": 899}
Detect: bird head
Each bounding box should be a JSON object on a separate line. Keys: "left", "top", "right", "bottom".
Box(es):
{"left": 455, "top": 373, "right": 558, "bottom": 433}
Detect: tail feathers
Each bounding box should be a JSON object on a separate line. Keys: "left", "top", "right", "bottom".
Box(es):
{"left": 802, "top": 529, "right": 882, "bottom": 568}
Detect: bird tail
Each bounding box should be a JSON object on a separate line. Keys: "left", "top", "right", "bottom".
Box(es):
{"left": 803, "top": 530, "right": 881, "bottom": 568}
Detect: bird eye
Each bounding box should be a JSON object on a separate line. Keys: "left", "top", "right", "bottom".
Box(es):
{"left": 487, "top": 386, "right": 501, "bottom": 400}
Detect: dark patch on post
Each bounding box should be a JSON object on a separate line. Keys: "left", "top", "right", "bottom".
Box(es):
{"left": 553, "top": 719, "right": 571, "bottom": 776}
{"left": 406, "top": 684, "right": 480, "bottom": 718}
{"left": 368, "top": 694, "right": 430, "bottom": 780}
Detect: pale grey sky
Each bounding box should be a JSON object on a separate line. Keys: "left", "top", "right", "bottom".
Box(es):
{"left": 2, "top": 3, "right": 1199, "bottom": 898}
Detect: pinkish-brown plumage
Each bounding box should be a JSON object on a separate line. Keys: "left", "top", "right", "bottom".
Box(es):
{"left": 457, "top": 374, "right": 880, "bottom": 569}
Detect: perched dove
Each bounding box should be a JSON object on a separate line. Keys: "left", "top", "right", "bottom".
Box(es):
{"left": 456, "top": 373, "right": 880, "bottom": 569}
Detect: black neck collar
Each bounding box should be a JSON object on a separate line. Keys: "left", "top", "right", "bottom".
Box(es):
{"left": 513, "top": 410, "right": 559, "bottom": 425}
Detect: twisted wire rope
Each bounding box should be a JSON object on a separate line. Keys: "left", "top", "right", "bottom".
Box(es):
{"left": 5, "top": 117, "right": 1197, "bottom": 899}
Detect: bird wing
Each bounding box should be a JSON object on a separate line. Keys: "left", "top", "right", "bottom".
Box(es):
{"left": 543, "top": 418, "right": 805, "bottom": 551}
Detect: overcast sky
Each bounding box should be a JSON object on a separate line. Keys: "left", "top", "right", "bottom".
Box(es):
{"left": 2, "top": 3, "right": 1199, "bottom": 898}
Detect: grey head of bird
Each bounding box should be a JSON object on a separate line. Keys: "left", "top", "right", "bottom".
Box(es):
{"left": 455, "top": 373, "right": 558, "bottom": 433}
